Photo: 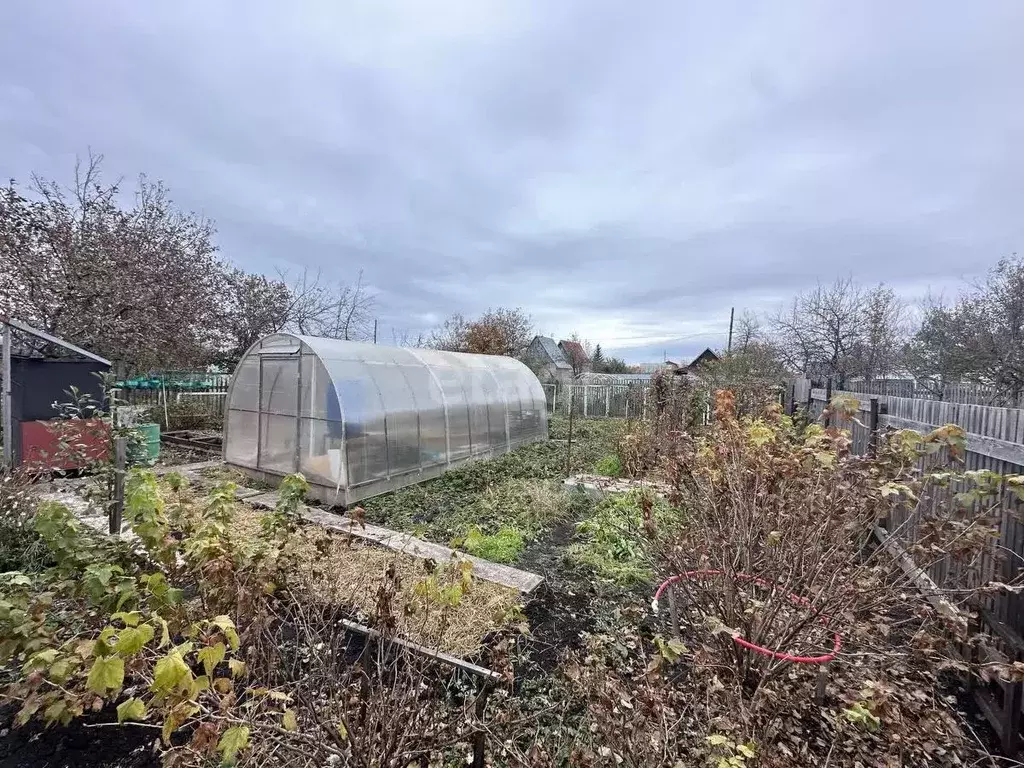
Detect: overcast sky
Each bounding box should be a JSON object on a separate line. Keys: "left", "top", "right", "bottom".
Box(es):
{"left": 2, "top": 1, "right": 1021, "bottom": 363}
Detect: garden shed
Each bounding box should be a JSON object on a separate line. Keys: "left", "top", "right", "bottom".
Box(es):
{"left": 223, "top": 334, "right": 548, "bottom": 505}
{"left": 1, "top": 317, "right": 112, "bottom": 469}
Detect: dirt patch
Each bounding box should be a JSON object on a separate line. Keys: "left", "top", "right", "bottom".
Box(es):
{"left": 0, "top": 707, "right": 158, "bottom": 768}
{"left": 517, "top": 519, "right": 602, "bottom": 674}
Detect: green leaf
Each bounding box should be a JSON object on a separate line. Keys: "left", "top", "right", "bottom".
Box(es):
{"left": 117, "top": 624, "right": 155, "bottom": 656}
{"left": 172, "top": 640, "right": 194, "bottom": 657}
{"left": 21, "top": 648, "right": 57, "bottom": 674}
{"left": 737, "top": 743, "right": 756, "bottom": 758}
{"left": 218, "top": 725, "right": 250, "bottom": 764}
{"left": 162, "top": 713, "right": 180, "bottom": 745}
{"left": 197, "top": 642, "right": 226, "bottom": 678}
{"left": 117, "top": 697, "right": 147, "bottom": 724}
{"left": 86, "top": 655, "right": 124, "bottom": 695}
{"left": 49, "top": 657, "right": 73, "bottom": 684}
{"left": 152, "top": 652, "right": 193, "bottom": 695}
{"left": 228, "top": 659, "right": 247, "bottom": 678}
{"left": 43, "top": 699, "right": 68, "bottom": 725}
{"left": 154, "top": 617, "right": 170, "bottom": 649}
{"left": 112, "top": 611, "right": 142, "bottom": 627}
{"left": 282, "top": 708, "right": 298, "bottom": 732}
{"left": 210, "top": 616, "right": 240, "bottom": 651}
{"left": 336, "top": 720, "right": 348, "bottom": 742}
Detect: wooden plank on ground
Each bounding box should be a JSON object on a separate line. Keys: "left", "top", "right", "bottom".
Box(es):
{"left": 872, "top": 525, "right": 960, "bottom": 619}
{"left": 245, "top": 491, "right": 280, "bottom": 508}
{"left": 242, "top": 497, "right": 544, "bottom": 594}
{"left": 303, "top": 507, "right": 544, "bottom": 594}
{"left": 154, "top": 459, "right": 223, "bottom": 476}
{"left": 339, "top": 618, "right": 502, "bottom": 682}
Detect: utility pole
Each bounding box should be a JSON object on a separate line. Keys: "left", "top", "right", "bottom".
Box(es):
{"left": 727, "top": 307, "right": 735, "bottom": 354}
{"left": 373, "top": 319, "right": 378, "bottom": 344}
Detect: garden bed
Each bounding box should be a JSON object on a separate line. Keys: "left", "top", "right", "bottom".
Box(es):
{"left": 2, "top": 405, "right": 1018, "bottom": 766}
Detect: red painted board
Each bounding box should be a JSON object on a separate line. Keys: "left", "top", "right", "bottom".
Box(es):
{"left": 20, "top": 419, "right": 110, "bottom": 470}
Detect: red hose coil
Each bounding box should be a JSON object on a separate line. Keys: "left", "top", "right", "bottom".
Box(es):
{"left": 653, "top": 570, "right": 841, "bottom": 664}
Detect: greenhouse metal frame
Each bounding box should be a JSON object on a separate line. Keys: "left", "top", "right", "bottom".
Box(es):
{"left": 223, "top": 334, "right": 548, "bottom": 505}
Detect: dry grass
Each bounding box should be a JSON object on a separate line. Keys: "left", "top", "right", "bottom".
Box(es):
{"left": 158, "top": 472, "right": 522, "bottom": 656}
{"left": 230, "top": 506, "right": 520, "bottom": 656}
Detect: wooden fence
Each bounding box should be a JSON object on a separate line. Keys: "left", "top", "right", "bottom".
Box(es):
{"left": 116, "top": 376, "right": 230, "bottom": 430}
{"left": 796, "top": 385, "right": 1024, "bottom": 751}
{"left": 840, "top": 379, "right": 1024, "bottom": 408}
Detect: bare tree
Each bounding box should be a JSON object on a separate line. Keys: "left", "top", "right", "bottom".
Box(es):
{"left": 217, "top": 269, "right": 292, "bottom": 364}
{"left": 906, "top": 256, "right": 1024, "bottom": 401}
{"left": 849, "top": 284, "right": 909, "bottom": 381}
{"left": 320, "top": 269, "right": 375, "bottom": 341}
{"left": 0, "top": 152, "right": 222, "bottom": 370}
{"left": 390, "top": 327, "right": 425, "bottom": 347}
{"left": 562, "top": 331, "right": 593, "bottom": 378}
{"left": 770, "top": 276, "right": 867, "bottom": 385}
{"left": 733, "top": 310, "right": 761, "bottom": 352}
{"left": 701, "top": 341, "right": 787, "bottom": 415}
{"left": 427, "top": 313, "right": 470, "bottom": 352}
{"left": 274, "top": 266, "right": 376, "bottom": 341}
{"left": 274, "top": 267, "right": 334, "bottom": 336}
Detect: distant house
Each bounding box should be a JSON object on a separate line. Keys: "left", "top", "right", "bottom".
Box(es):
{"left": 687, "top": 348, "right": 719, "bottom": 370}
{"left": 557, "top": 339, "right": 591, "bottom": 376}
{"left": 522, "top": 336, "right": 573, "bottom": 384}
{"left": 638, "top": 349, "right": 720, "bottom": 378}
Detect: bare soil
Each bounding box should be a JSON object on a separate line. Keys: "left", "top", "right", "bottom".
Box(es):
{"left": 0, "top": 707, "right": 159, "bottom": 768}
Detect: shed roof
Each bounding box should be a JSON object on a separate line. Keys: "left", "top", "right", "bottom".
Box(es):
{"left": 532, "top": 336, "right": 571, "bottom": 369}
{"left": 0, "top": 316, "right": 112, "bottom": 366}
{"left": 557, "top": 339, "right": 588, "bottom": 363}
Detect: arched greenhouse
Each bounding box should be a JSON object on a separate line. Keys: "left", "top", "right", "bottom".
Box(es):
{"left": 223, "top": 334, "right": 548, "bottom": 505}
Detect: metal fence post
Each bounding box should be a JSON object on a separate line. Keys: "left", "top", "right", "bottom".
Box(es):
{"left": 110, "top": 436, "right": 126, "bottom": 535}
{"left": 1, "top": 322, "right": 11, "bottom": 467}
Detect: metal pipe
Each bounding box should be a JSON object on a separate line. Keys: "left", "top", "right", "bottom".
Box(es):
{"left": 2, "top": 322, "right": 12, "bottom": 467}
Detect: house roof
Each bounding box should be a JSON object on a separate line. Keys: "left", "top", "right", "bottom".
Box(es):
{"left": 558, "top": 339, "right": 589, "bottom": 363}
{"left": 531, "top": 336, "right": 571, "bottom": 369}
{"left": 687, "top": 348, "right": 719, "bottom": 369}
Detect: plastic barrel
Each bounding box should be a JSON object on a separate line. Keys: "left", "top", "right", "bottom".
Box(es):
{"left": 127, "top": 423, "right": 161, "bottom": 466}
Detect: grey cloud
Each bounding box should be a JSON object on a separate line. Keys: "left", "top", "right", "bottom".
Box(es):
{"left": 1, "top": 0, "right": 1021, "bottom": 363}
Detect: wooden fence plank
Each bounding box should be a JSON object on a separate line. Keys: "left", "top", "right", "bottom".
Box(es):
{"left": 880, "top": 415, "right": 1024, "bottom": 465}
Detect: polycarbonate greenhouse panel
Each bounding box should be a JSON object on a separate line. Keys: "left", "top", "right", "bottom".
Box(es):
{"left": 222, "top": 334, "right": 548, "bottom": 505}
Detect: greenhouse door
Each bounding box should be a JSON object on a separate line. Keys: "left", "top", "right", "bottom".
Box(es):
{"left": 258, "top": 355, "right": 301, "bottom": 475}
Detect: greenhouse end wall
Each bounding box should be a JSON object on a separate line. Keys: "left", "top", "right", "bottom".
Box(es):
{"left": 223, "top": 334, "right": 548, "bottom": 505}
